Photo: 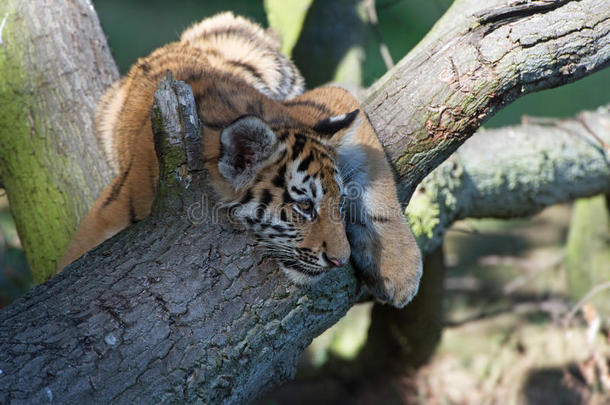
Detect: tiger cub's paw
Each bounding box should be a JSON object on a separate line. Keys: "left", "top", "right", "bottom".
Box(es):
{"left": 349, "top": 217, "right": 422, "bottom": 308}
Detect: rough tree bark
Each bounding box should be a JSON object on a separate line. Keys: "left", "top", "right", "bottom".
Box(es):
{"left": 366, "top": 0, "right": 610, "bottom": 198}
{"left": 0, "top": 0, "right": 609, "bottom": 404}
{"left": 408, "top": 105, "right": 610, "bottom": 255}
{"left": 0, "top": 0, "right": 117, "bottom": 281}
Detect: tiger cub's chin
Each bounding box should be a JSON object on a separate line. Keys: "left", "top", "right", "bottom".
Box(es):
{"left": 278, "top": 263, "right": 328, "bottom": 286}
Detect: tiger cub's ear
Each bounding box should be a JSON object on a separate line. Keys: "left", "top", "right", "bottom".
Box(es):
{"left": 219, "top": 116, "right": 278, "bottom": 189}
{"left": 313, "top": 109, "right": 360, "bottom": 138}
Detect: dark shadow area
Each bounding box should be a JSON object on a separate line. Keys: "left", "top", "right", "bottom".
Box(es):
{"left": 0, "top": 199, "right": 32, "bottom": 308}
{"left": 522, "top": 366, "right": 588, "bottom": 405}
{"left": 257, "top": 371, "right": 413, "bottom": 405}
{"left": 0, "top": 246, "right": 31, "bottom": 308}
{"left": 292, "top": 0, "right": 366, "bottom": 88}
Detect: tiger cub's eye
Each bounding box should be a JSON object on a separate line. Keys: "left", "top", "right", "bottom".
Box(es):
{"left": 293, "top": 199, "right": 316, "bottom": 221}
{"left": 298, "top": 200, "right": 313, "bottom": 214}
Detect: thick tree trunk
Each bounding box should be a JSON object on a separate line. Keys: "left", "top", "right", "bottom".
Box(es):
{"left": 0, "top": 0, "right": 117, "bottom": 281}
{"left": 0, "top": 0, "right": 609, "bottom": 403}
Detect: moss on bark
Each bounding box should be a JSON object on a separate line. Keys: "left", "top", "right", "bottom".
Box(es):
{"left": 0, "top": 0, "right": 117, "bottom": 281}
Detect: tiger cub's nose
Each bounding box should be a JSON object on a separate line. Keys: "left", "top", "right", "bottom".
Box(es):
{"left": 323, "top": 253, "right": 348, "bottom": 268}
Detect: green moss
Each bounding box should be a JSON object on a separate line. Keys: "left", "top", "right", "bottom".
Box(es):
{"left": 406, "top": 191, "right": 441, "bottom": 242}
{"left": 152, "top": 105, "right": 187, "bottom": 183}
{"left": 0, "top": 5, "right": 73, "bottom": 281}
{"left": 150, "top": 104, "right": 189, "bottom": 215}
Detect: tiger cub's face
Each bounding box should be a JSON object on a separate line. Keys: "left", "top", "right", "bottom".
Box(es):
{"left": 218, "top": 114, "right": 355, "bottom": 283}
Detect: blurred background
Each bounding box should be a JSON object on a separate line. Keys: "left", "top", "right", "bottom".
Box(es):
{"left": 2, "top": 0, "right": 609, "bottom": 403}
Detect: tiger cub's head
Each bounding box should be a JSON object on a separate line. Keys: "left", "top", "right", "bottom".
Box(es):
{"left": 217, "top": 112, "right": 359, "bottom": 284}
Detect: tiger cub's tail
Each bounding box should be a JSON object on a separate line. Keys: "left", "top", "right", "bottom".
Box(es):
{"left": 180, "top": 12, "right": 304, "bottom": 102}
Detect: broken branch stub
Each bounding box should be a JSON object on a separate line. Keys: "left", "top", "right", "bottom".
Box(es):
{"left": 150, "top": 72, "right": 206, "bottom": 217}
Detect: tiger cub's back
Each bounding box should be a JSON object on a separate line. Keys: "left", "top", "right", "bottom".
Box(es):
{"left": 95, "top": 12, "right": 304, "bottom": 173}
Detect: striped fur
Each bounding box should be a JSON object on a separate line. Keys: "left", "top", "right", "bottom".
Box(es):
{"left": 60, "top": 12, "right": 421, "bottom": 308}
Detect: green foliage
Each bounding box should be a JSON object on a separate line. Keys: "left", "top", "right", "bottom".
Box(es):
{"left": 93, "top": 0, "right": 267, "bottom": 74}
{"left": 264, "top": 0, "right": 313, "bottom": 57}
{"left": 565, "top": 195, "right": 610, "bottom": 312}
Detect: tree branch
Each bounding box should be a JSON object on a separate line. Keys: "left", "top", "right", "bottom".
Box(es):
{"left": 0, "top": 0, "right": 609, "bottom": 403}
{"left": 408, "top": 105, "right": 610, "bottom": 256}
{"left": 366, "top": 0, "right": 610, "bottom": 199}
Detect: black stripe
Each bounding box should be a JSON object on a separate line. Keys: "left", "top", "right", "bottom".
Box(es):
{"left": 313, "top": 109, "right": 360, "bottom": 136}
{"left": 180, "top": 67, "right": 203, "bottom": 83}
{"left": 297, "top": 153, "right": 313, "bottom": 172}
{"left": 139, "top": 62, "right": 151, "bottom": 73}
{"left": 371, "top": 215, "right": 391, "bottom": 223}
{"left": 226, "top": 60, "right": 265, "bottom": 82}
{"left": 283, "top": 99, "right": 332, "bottom": 115}
{"left": 273, "top": 164, "right": 286, "bottom": 187}
{"left": 128, "top": 195, "right": 137, "bottom": 223}
{"left": 292, "top": 134, "right": 307, "bottom": 157}
{"left": 194, "top": 85, "right": 240, "bottom": 115}
{"left": 246, "top": 103, "right": 259, "bottom": 117}
{"left": 201, "top": 120, "right": 227, "bottom": 129}
{"left": 309, "top": 183, "right": 317, "bottom": 199}
{"left": 102, "top": 158, "right": 133, "bottom": 208}
{"left": 283, "top": 189, "right": 294, "bottom": 205}
{"left": 240, "top": 189, "right": 253, "bottom": 204}
{"left": 278, "top": 131, "right": 290, "bottom": 142}
{"left": 261, "top": 189, "right": 272, "bottom": 206}
{"left": 203, "top": 27, "right": 272, "bottom": 52}
{"left": 291, "top": 186, "right": 306, "bottom": 195}
{"left": 212, "top": 88, "right": 240, "bottom": 114}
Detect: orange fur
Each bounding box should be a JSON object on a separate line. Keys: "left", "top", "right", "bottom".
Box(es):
{"left": 59, "top": 12, "right": 421, "bottom": 307}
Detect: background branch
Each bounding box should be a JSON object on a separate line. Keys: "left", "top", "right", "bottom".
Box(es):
{"left": 409, "top": 104, "right": 610, "bottom": 256}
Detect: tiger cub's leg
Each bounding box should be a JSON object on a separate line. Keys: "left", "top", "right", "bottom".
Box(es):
{"left": 58, "top": 170, "right": 149, "bottom": 271}
{"left": 333, "top": 116, "right": 422, "bottom": 308}
{"left": 286, "top": 88, "right": 423, "bottom": 307}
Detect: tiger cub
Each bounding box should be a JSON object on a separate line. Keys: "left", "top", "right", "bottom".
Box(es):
{"left": 59, "top": 12, "right": 422, "bottom": 308}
